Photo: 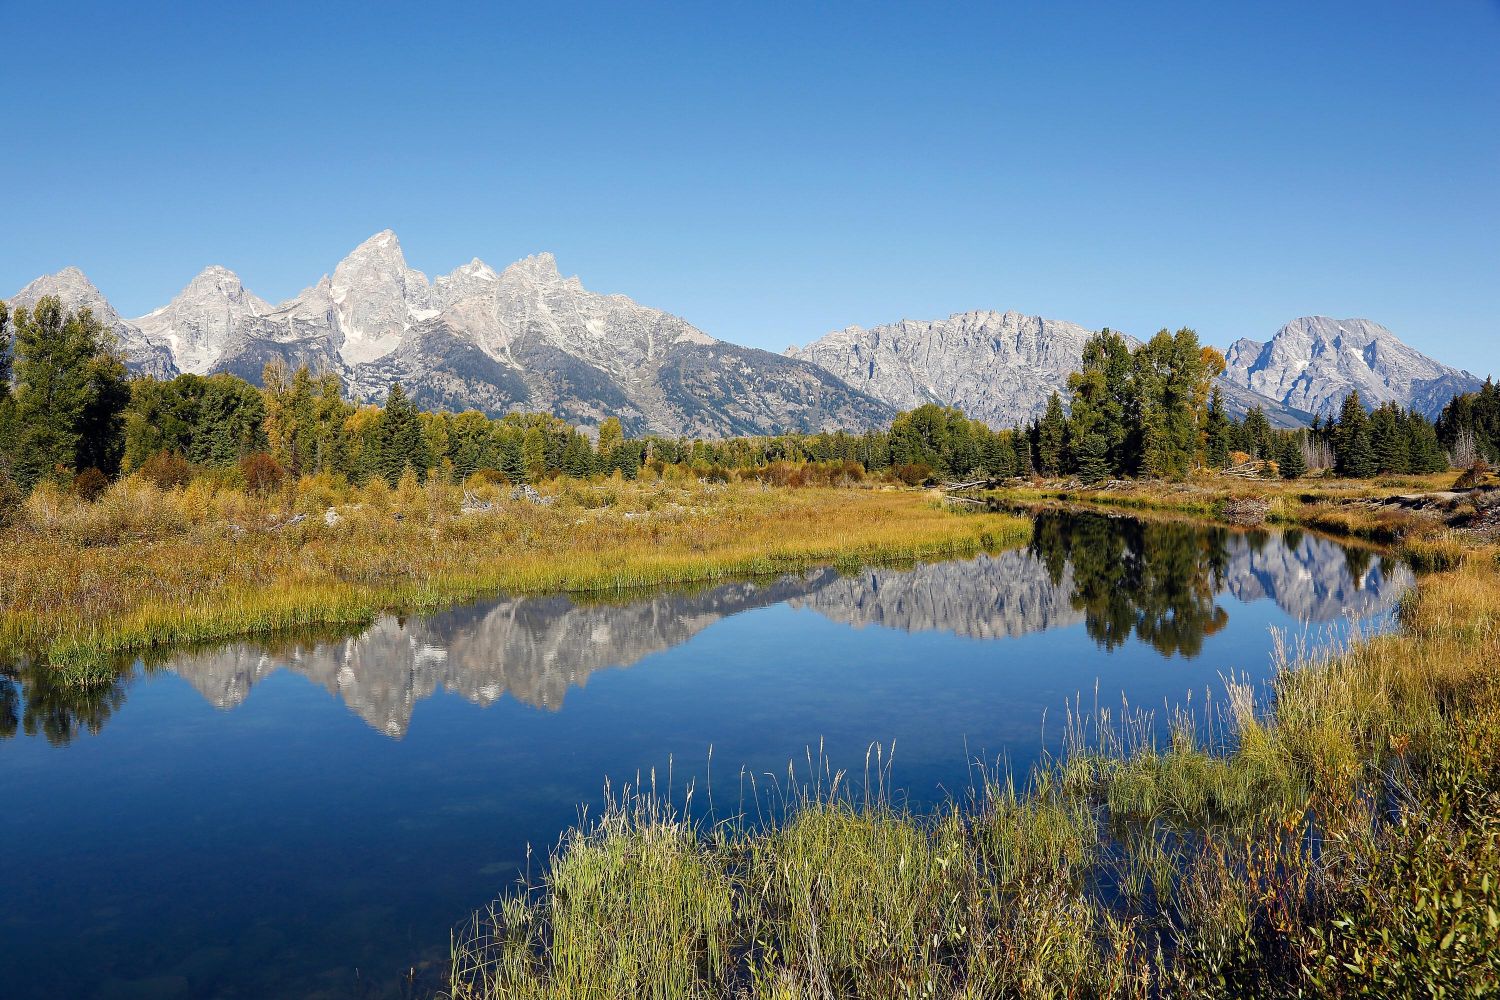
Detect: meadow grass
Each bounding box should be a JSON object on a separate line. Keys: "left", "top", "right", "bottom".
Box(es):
{"left": 446, "top": 501, "right": 1500, "bottom": 999}
{"left": 0, "top": 471, "right": 1030, "bottom": 680}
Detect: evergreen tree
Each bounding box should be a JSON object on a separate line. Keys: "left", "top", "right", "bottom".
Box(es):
{"left": 1369, "top": 403, "right": 1408, "bottom": 474}
{"left": 1242, "top": 407, "right": 1273, "bottom": 460}
{"left": 1278, "top": 433, "right": 1307, "bottom": 479}
{"left": 1074, "top": 430, "right": 1110, "bottom": 483}
{"left": 375, "top": 382, "right": 431, "bottom": 486}
{"left": 0, "top": 300, "right": 11, "bottom": 397}
{"left": 9, "top": 297, "right": 130, "bottom": 486}
{"left": 1036, "top": 392, "right": 1068, "bottom": 477}
{"left": 0, "top": 301, "right": 13, "bottom": 479}
{"left": 1333, "top": 391, "right": 1376, "bottom": 478}
{"left": 1012, "top": 425, "right": 1034, "bottom": 476}
{"left": 1405, "top": 411, "right": 1448, "bottom": 474}
{"left": 521, "top": 427, "right": 547, "bottom": 482}
{"left": 1203, "top": 387, "right": 1232, "bottom": 468}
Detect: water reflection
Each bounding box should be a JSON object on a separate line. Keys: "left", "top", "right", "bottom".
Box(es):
{"left": 2, "top": 512, "right": 1414, "bottom": 744}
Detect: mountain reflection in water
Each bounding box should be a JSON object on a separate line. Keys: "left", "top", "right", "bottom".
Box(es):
{"left": 1, "top": 512, "right": 1413, "bottom": 744}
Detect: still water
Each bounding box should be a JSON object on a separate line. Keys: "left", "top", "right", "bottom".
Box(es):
{"left": 0, "top": 512, "right": 1413, "bottom": 999}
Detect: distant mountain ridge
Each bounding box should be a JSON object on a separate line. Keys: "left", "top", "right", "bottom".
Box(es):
{"left": 1221, "top": 316, "right": 1485, "bottom": 420}
{"left": 788, "top": 310, "right": 1480, "bottom": 426}
{"left": 8, "top": 234, "right": 1482, "bottom": 434}
{"left": 6, "top": 232, "right": 893, "bottom": 438}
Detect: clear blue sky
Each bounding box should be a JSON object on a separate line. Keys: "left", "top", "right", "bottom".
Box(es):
{"left": 3, "top": 1, "right": 1496, "bottom": 375}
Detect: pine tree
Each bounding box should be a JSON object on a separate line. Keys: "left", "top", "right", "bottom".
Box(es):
{"left": 1074, "top": 431, "right": 1110, "bottom": 483}
{"left": 1369, "top": 403, "right": 1408, "bottom": 474}
{"left": 1012, "top": 426, "right": 1034, "bottom": 476}
{"left": 0, "top": 300, "right": 11, "bottom": 398}
{"left": 1242, "top": 407, "right": 1273, "bottom": 460}
{"left": 1037, "top": 393, "right": 1068, "bottom": 477}
{"left": 375, "top": 382, "right": 430, "bottom": 486}
{"left": 1204, "top": 388, "right": 1232, "bottom": 468}
{"left": 1067, "top": 329, "right": 1133, "bottom": 477}
{"left": 1278, "top": 433, "right": 1307, "bottom": 479}
{"left": 1333, "top": 391, "right": 1376, "bottom": 478}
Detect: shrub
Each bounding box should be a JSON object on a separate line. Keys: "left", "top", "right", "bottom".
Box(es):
{"left": 891, "top": 462, "right": 936, "bottom": 487}
{"left": 138, "top": 450, "right": 191, "bottom": 490}
{"left": 1455, "top": 460, "right": 1490, "bottom": 490}
{"left": 240, "top": 452, "right": 285, "bottom": 494}
{"left": 72, "top": 467, "right": 110, "bottom": 501}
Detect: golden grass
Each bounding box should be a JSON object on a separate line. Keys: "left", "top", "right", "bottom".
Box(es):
{"left": 0, "top": 473, "right": 1030, "bottom": 678}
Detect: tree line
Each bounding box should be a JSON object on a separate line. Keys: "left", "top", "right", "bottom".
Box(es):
{"left": 0, "top": 298, "right": 1483, "bottom": 500}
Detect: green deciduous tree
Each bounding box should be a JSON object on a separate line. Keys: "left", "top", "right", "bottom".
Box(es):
{"left": 8, "top": 296, "right": 130, "bottom": 487}
{"left": 1067, "top": 329, "right": 1134, "bottom": 477}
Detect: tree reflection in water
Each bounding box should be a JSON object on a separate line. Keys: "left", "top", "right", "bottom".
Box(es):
{"left": 0, "top": 663, "right": 129, "bottom": 745}
{"left": 1030, "top": 510, "right": 1230, "bottom": 657}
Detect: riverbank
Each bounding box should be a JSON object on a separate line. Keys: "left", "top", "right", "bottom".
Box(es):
{"left": 977, "top": 471, "right": 1497, "bottom": 545}
{"left": 0, "top": 475, "right": 1030, "bottom": 681}
{"left": 447, "top": 494, "right": 1500, "bottom": 999}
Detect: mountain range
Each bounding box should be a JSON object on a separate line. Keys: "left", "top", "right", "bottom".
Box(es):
{"left": 7, "top": 231, "right": 1487, "bottom": 435}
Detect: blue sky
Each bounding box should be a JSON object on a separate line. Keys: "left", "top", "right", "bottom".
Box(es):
{"left": 2, "top": 1, "right": 1496, "bottom": 375}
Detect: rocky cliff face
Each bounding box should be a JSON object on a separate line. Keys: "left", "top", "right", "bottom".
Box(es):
{"left": 787, "top": 311, "right": 1106, "bottom": 428}
{"left": 1222, "top": 316, "right": 1484, "bottom": 419}
{"left": 7, "top": 232, "right": 892, "bottom": 437}
{"left": 134, "top": 265, "right": 272, "bottom": 375}
{"left": 788, "top": 311, "right": 1310, "bottom": 428}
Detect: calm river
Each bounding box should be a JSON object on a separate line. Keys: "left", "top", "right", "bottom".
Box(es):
{"left": 0, "top": 511, "right": 1414, "bottom": 999}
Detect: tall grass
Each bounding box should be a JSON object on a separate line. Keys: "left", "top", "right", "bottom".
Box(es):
{"left": 447, "top": 524, "right": 1500, "bottom": 998}
{"left": 0, "top": 472, "right": 1030, "bottom": 679}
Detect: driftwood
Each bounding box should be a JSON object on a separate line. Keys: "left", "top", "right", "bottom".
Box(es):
{"left": 943, "top": 477, "right": 1027, "bottom": 492}
{"left": 1221, "top": 497, "right": 1271, "bottom": 526}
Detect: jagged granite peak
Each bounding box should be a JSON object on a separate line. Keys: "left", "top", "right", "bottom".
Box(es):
{"left": 133, "top": 265, "right": 271, "bottom": 375}
{"left": 788, "top": 310, "right": 1122, "bottom": 428}
{"left": 329, "top": 229, "right": 436, "bottom": 365}
{"left": 6, "top": 267, "right": 179, "bottom": 378}
{"left": 1222, "top": 316, "right": 1485, "bottom": 420}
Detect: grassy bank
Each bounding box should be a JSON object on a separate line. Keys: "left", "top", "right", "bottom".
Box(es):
{"left": 977, "top": 471, "right": 1490, "bottom": 545}
{"left": 446, "top": 501, "right": 1500, "bottom": 999}
{"left": 0, "top": 472, "right": 1029, "bottom": 680}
